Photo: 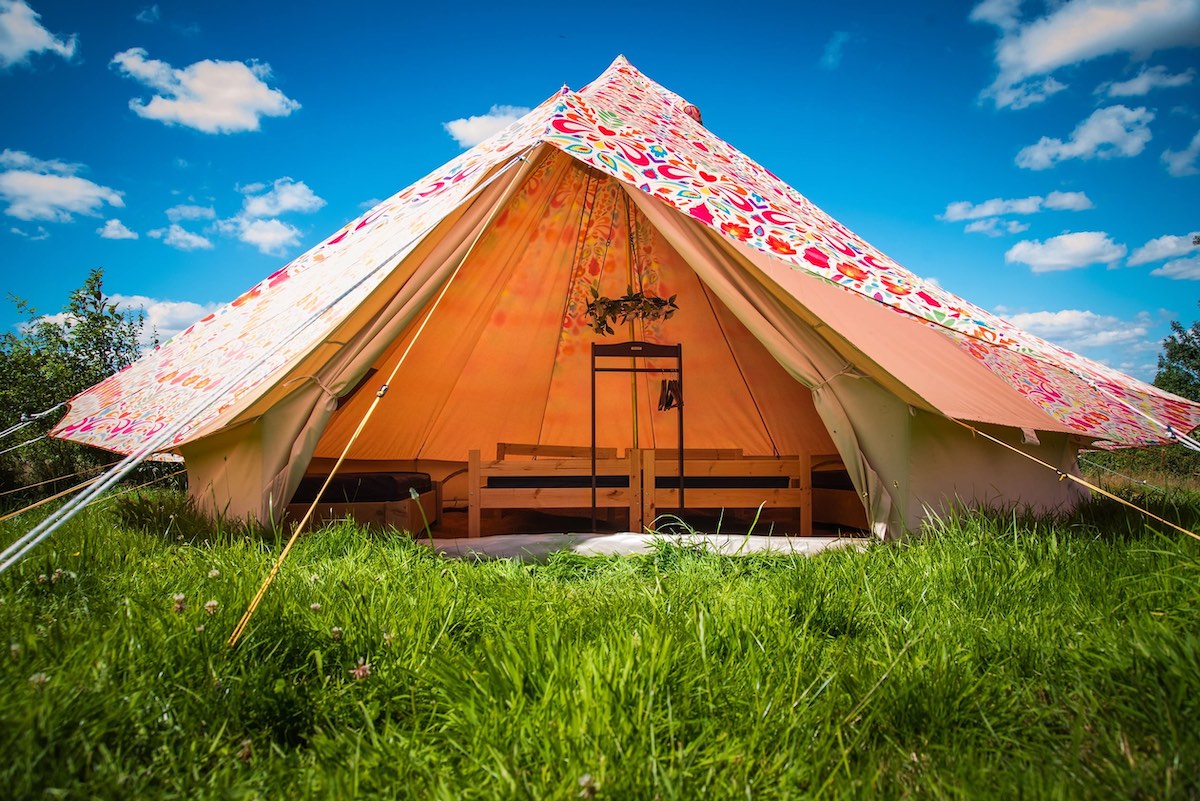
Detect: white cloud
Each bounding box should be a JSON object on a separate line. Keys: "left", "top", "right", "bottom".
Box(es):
{"left": 990, "top": 76, "right": 1068, "bottom": 110}
{"left": 135, "top": 4, "right": 159, "bottom": 23}
{"left": 964, "top": 218, "right": 1031, "bottom": 236}
{"left": 1044, "top": 190, "right": 1095, "bottom": 211}
{"left": 1162, "top": 129, "right": 1200, "bottom": 175}
{"left": 97, "top": 219, "right": 137, "bottom": 239}
{"left": 1128, "top": 231, "right": 1200, "bottom": 264}
{"left": 0, "top": 150, "right": 123, "bottom": 222}
{"left": 1152, "top": 254, "right": 1200, "bottom": 278}
{"left": 1005, "top": 231, "right": 1127, "bottom": 272}
{"left": 1097, "top": 64, "right": 1195, "bottom": 96}
{"left": 0, "top": 0, "right": 76, "bottom": 68}
{"left": 1016, "top": 105, "right": 1154, "bottom": 170}
{"left": 940, "top": 190, "right": 1093, "bottom": 221}
{"left": 216, "top": 216, "right": 300, "bottom": 255}
{"left": 974, "top": 0, "right": 1200, "bottom": 109}
{"left": 942, "top": 195, "right": 1041, "bottom": 220}
{"left": 1005, "top": 308, "right": 1150, "bottom": 349}
{"left": 443, "top": 105, "right": 531, "bottom": 148}
{"left": 240, "top": 177, "right": 324, "bottom": 217}
{"left": 0, "top": 149, "right": 78, "bottom": 173}
{"left": 148, "top": 223, "right": 211, "bottom": 251}
{"left": 970, "top": 0, "right": 1022, "bottom": 30}
{"left": 210, "top": 176, "right": 322, "bottom": 255}
{"left": 165, "top": 203, "right": 215, "bottom": 222}
{"left": 820, "top": 31, "right": 852, "bottom": 70}
{"left": 110, "top": 293, "right": 220, "bottom": 344}
{"left": 10, "top": 224, "right": 47, "bottom": 240}
{"left": 110, "top": 47, "right": 300, "bottom": 134}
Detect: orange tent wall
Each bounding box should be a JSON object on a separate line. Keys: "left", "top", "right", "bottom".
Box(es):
{"left": 311, "top": 150, "right": 835, "bottom": 466}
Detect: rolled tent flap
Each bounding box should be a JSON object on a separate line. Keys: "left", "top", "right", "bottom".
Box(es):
{"left": 182, "top": 149, "right": 546, "bottom": 522}
{"left": 627, "top": 184, "right": 1091, "bottom": 534}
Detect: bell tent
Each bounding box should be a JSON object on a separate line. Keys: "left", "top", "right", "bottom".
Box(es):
{"left": 49, "top": 56, "right": 1200, "bottom": 539}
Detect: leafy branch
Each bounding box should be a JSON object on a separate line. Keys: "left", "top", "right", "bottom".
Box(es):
{"left": 584, "top": 283, "right": 678, "bottom": 336}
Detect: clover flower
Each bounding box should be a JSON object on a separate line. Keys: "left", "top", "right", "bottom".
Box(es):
{"left": 172, "top": 594, "right": 186, "bottom": 614}
{"left": 350, "top": 658, "right": 372, "bottom": 680}
{"left": 204, "top": 600, "right": 219, "bottom": 616}
{"left": 29, "top": 672, "right": 49, "bottom": 689}
{"left": 330, "top": 626, "right": 343, "bottom": 642}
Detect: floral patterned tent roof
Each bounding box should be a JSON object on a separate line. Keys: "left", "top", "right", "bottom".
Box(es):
{"left": 52, "top": 56, "right": 1200, "bottom": 456}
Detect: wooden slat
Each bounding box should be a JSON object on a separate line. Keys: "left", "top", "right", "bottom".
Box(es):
{"left": 479, "top": 458, "right": 633, "bottom": 477}
{"left": 640, "top": 448, "right": 655, "bottom": 530}
{"left": 629, "top": 448, "right": 644, "bottom": 533}
{"left": 479, "top": 487, "right": 634, "bottom": 509}
{"left": 652, "top": 488, "right": 808, "bottom": 508}
{"left": 798, "top": 452, "right": 812, "bottom": 538}
{"left": 497, "top": 442, "right": 618, "bottom": 459}
{"left": 654, "top": 458, "right": 802, "bottom": 478}
{"left": 468, "top": 449, "right": 482, "bottom": 538}
{"left": 640, "top": 447, "right": 743, "bottom": 460}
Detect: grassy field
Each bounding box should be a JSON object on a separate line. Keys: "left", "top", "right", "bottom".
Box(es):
{"left": 1, "top": 491, "right": 1199, "bottom": 799}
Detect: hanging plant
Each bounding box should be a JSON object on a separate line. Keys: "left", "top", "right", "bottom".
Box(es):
{"left": 585, "top": 283, "right": 678, "bottom": 336}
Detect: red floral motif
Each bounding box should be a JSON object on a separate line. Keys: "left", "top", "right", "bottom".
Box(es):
{"left": 230, "top": 286, "right": 261, "bottom": 308}
{"left": 803, "top": 247, "right": 830, "bottom": 270}
{"left": 766, "top": 235, "right": 796, "bottom": 255}
{"left": 721, "top": 221, "right": 753, "bottom": 241}
{"left": 838, "top": 263, "right": 869, "bottom": 282}
{"left": 880, "top": 275, "right": 912, "bottom": 296}
{"left": 689, "top": 203, "right": 714, "bottom": 225}
{"left": 916, "top": 291, "right": 941, "bottom": 307}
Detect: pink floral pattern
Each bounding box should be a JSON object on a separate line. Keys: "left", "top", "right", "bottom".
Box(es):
{"left": 542, "top": 57, "right": 1200, "bottom": 447}
{"left": 52, "top": 56, "right": 1200, "bottom": 455}
{"left": 53, "top": 97, "right": 557, "bottom": 452}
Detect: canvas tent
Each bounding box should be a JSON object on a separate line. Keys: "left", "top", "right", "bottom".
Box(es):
{"left": 50, "top": 56, "right": 1200, "bottom": 539}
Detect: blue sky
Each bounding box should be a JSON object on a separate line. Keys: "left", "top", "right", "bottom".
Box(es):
{"left": 1, "top": 0, "right": 1198, "bottom": 381}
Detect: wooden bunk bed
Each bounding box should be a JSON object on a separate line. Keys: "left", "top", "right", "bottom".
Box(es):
{"left": 466, "top": 443, "right": 867, "bottom": 537}
{"left": 467, "top": 444, "right": 641, "bottom": 538}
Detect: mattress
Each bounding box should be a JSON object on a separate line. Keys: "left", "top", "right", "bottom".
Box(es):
{"left": 485, "top": 476, "right": 630, "bottom": 489}
{"left": 291, "top": 472, "right": 433, "bottom": 504}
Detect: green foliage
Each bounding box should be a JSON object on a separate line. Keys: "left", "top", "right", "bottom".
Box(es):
{"left": 1082, "top": 444, "right": 1200, "bottom": 485}
{"left": 1, "top": 498, "right": 1198, "bottom": 799}
{"left": 584, "top": 283, "right": 678, "bottom": 336}
{"left": 1154, "top": 309, "right": 1200, "bottom": 404}
{"left": 108, "top": 490, "right": 264, "bottom": 545}
{"left": 0, "top": 268, "right": 153, "bottom": 501}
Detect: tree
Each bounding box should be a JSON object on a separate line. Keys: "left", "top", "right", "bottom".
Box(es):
{"left": 0, "top": 268, "right": 151, "bottom": 497}
{"left": 1154, "top": 307, "right": 1200, "bottom": 404}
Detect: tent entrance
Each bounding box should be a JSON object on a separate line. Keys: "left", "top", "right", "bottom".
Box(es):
{"left": 293, "top": 151, "right": 853, "bottom": 534}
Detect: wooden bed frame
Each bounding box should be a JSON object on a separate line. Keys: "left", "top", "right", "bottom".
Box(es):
{"left": 468, "top": 444, "right": 641, "bottom": 538}
{"left": 466, "top": 444, "right": 865, "bottom": 538}
{"left": 640, "top": 450, "right": 815, "bottom": 535}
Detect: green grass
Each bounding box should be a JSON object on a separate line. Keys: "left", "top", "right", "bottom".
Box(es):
{"left": 1, "top": 493, "right": 1199, "bottom": 799}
